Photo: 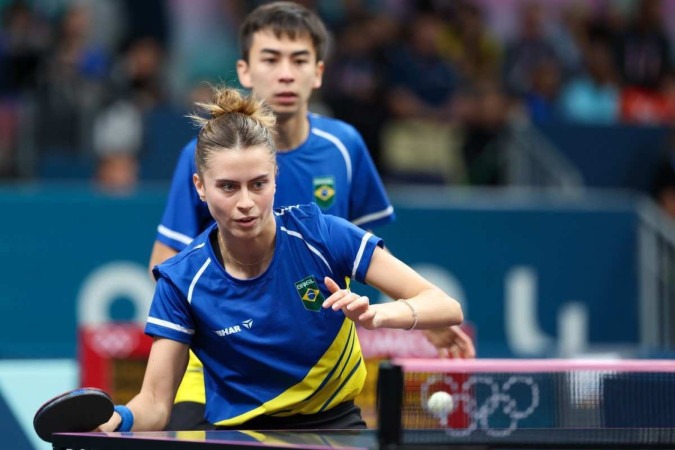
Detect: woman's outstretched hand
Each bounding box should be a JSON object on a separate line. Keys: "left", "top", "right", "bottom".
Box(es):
{"left": 323, "top": 277, "right": 378, "bottom": 329}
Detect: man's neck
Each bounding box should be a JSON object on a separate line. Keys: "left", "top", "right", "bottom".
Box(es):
{"left": 274, "top": 113, "right": 309, "bottom": 152}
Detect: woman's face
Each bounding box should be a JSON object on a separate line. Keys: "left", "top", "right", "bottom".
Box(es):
{"left": 194, "top": 145, "right": 276, "bottom": 240}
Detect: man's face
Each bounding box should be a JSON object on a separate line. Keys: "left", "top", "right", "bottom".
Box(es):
{"left": 237, "top": 30, "right": 324, "bottom": 120}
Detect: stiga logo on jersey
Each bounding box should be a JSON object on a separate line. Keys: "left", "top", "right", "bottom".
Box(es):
{"left": 313, "top": 176, "right": 335, "bottom": 209}
{"left": 294, "top": 275, "right": 325, "bottom": 312}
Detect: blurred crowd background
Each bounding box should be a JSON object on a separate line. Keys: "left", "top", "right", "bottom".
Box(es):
{"left": 2, "top": 0, "right": 675, "bottom": 214}
{"left": 1, "top": 6, "right": 674, "bottom": 446}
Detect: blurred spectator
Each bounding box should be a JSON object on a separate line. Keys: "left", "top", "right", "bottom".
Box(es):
{"left": 458, "top": 79, "right": 512, "bottom": 186}
{"left": 54, "top": 2, "right": 110, "bottom": 80}
{"left": 619, "top": 86, "right": 671, "bottom": 125}
{"left": 94, "top": 152, "right": 140, "bottom": 193}
{"left": 614, "top": 0, "right": 672, "bottom": 91}
{"left": 323, "top": 13, "right": 396, "bottom": 170}
{"left": 439, "top": 1, "right": 503, "bottom": 85}
{"left": 119, "top": 0, "right": 168, "bottom": 46}
{"left": 523, "top": 58, "right": 563, "bottom": 124}
{"left": 92, "top": 99, "right": 142, "bottom": 193}
{"left": 619, "top": 68, "right": 675, "bottom": 124}
{"left": 384, "top": 12, "right": 458, "bottom": 121}
{"left": 502, "top": 1, "right": 559, "bottom": 97}
{"left": 380, "top": 12, "right": 463, "bottom": 184}
{"left": 33, "top": 1, "right": 110, "bottom": 175}
{"left": 110, "top": 36, "right": 168, "bottom": 112}
{"left": 587, "top": 0, "right": 626, "bottom": 45}
{"left": 559, "top": 40, "right": 620, "bottom": 124}
{"left": 613, "top": 0, "right": 674, "bottom": 125}
{"left": 165, "top": 0, "right": 244, "bottom": 104}
{"left": 0, "top": 0, "right": 51, "bottom": 178}
{"left": 0, "top": 0, "right": 51, "bottom": 95}
{"left": 548, "top": 1, "right": 591, "bottom": 78}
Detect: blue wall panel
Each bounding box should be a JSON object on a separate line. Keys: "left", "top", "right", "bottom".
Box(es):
{"left": 0, "top": 186, "right": 641, "bottom": 359}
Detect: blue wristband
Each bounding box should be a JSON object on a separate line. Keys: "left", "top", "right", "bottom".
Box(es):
{"left": 114, "top": 405, "right": 134, "bottom": 432}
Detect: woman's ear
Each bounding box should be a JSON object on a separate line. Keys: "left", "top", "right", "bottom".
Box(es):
{"left": 193, "top": 173, "right": 206, "bottom": 201}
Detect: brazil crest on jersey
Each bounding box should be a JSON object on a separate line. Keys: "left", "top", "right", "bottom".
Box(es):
{"left": 147, "top": 204, "right": 384, "bottom": 426}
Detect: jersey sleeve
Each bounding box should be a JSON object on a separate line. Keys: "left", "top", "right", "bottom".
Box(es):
{"left": 322, "top": 210, "right": 384, "bottom": 284}
{"left": 155, "top": 138, "right": 213, "bottom": 251}
{"left": 346, "top": 127, "right": 395, "bottom": 229}
{"left": 145, "top": 276, "right": 195, "bottom": 345}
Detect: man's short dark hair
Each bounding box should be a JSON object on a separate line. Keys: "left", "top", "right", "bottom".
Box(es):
{"left": 239, "top": 1, "right": 329, "bottom": 62}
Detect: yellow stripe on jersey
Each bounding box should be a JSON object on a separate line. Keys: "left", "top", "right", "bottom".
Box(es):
{"left": 175, "top": 277, "right": 355, "bottom": 407}
{"left": 174, "top": 350, "right": 206, "bottom": 404}
{"left": 214, "top": 318, "right": 366, "bottom": 426}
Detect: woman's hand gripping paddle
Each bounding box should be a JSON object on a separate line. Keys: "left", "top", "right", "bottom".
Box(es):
{"left": 33, "top": 387, "right": 114, "bottom": 442}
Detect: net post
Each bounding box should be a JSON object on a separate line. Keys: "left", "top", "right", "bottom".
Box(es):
{"left": 377, "top": 359, "right": 403, "bottom": 449}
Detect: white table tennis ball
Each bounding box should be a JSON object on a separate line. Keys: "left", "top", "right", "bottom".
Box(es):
{"left": 427, "top": 391, "right": 454, "bottom": 415}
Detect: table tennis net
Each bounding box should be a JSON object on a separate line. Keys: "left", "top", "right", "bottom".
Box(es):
{"left": 376, "top": 358, "right": 675, "bottom": 448}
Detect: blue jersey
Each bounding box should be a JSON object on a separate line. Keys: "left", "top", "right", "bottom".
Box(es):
{"left": 155, "top": 114, "right": 394, "bottom": 251}
{"left": 147, "top": 204, "right": 384, "bottom": 426}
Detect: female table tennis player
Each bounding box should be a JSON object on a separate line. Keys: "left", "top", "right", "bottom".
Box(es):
{"left": 98, "top": 86, "right": 465, "bottom": 432}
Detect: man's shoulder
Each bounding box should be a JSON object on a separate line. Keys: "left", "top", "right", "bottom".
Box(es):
{"left": 155, "top": 225, "right": 214, "bottom": 276}
{"left": 170, "top": 137, "right": 198, "bottom": 172}
{"left": 180, "top": 137, "right": 198, "bottom": 155}
{"left": 309, "top": 113, "right": 360, "bottom": 141}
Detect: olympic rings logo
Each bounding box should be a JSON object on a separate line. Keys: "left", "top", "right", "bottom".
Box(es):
{"left": 420, "top": 374, "right": 540, "bottom": 437}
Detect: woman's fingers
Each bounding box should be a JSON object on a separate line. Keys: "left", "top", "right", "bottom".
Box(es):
{"left": 322, "top": 278, "right": 376, "bottom": 327}
{"left": 328, "top": 290, "right": 357, "bottom": 310}
{"left": 345, "top": 295, "right": 368, "bottom": 311}
{"left": 324, "top": 276, "right": 340, "bottom": 294}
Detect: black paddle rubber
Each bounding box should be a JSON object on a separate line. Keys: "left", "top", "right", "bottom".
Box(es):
{"left": 33, "top": 387, "right": 114, "bottom": 442}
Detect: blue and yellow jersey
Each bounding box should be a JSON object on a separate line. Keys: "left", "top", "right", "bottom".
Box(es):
{"left": 147, "top": 204, "right": 383, "bottom": 426}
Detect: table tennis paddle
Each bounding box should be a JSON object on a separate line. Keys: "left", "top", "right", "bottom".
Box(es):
{"left": 33, "top": 387, "right": 114, "bottom": 442}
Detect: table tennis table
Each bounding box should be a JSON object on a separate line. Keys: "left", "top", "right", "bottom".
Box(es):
{"left": 51, "top": 359, "right": 675, "bottom": 449}
{"left": 51, "top": 428, "right": 675, "bottom": 449}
